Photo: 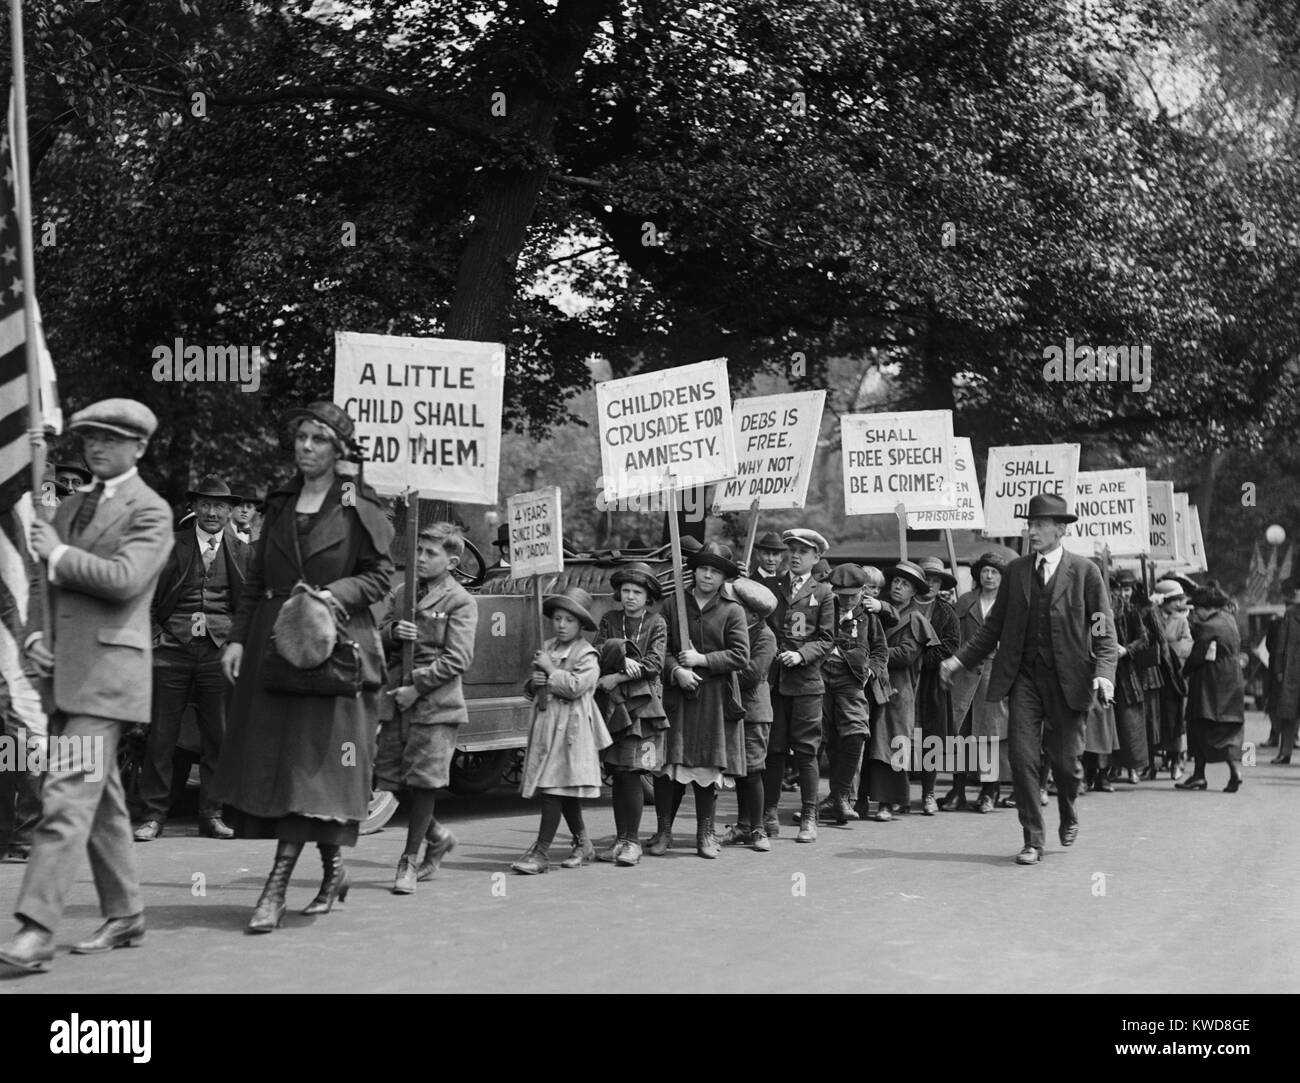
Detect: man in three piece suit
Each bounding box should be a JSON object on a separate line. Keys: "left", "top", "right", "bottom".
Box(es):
{"left": 940, "top": 493, "right": 1118, "bottom": 866}
{"left": 0, "top": 399, "right": 173, "bottom": 974}
{"left": 131, "top": 474, "right": 249, "bottom": 842}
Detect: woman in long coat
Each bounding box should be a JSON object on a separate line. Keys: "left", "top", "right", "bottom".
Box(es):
{"left": 217, "top": 403, "right": 394, "bottom": 933}
{"left": 1176, "top": 583, "right": 1246, "bottom": 792}
{"left": 649, "top": 542, "right": 749, "bottom": 858}
{"left": 948, "top": 552, "right": 1011, "bottom": 813}
{"left": 914, "top": 558, "right": 960, "bottom": 815}
{"left": 1109, "top": 569, "right": 1150, "bottom": 783}
{"left": 864, "top": 561, "right": 936, "bottom": 821}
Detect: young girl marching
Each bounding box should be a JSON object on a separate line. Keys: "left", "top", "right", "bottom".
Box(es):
{"left": 511, "top": 587, "right": 613, "bottom": 875}
{"left": 593, "top": 563, "right": 669, "bottom": 867}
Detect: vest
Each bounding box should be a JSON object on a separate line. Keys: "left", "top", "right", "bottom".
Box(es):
{"left": 166, "top": 542, "right": 234, "bottom": 647}
{"left": 1023, "top": 558, "right": 1054, "bottom": 668}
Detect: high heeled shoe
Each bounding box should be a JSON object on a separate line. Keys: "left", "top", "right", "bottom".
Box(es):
{"left": 302, "top": 844, "right": 350, "bottom": 914}
{"left": 1223, "top": 776, "right": 1242, "bottom": 793}
{"left": 1174, "top": 776, "right": 1207, "bottom": 790}
{"left": 248, "top": 844, "right": 302, "bottom": 934}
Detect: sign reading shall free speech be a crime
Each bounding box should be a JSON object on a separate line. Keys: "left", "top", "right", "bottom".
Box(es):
{"left": 840, "top": 410, "right": 956, "bottom": 515}
{"left": 906, "top": 436, "right": 985, "bottom": 530}
{"left": 712, "top": 391, "right": 825, "bottom": 511}
{"left": 595, "top": 358, "right": 738, "bottom": 502}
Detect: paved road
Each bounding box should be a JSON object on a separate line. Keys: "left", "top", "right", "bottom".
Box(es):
{"left": 2, "top": 711, "right": 1296, "bottom": 994}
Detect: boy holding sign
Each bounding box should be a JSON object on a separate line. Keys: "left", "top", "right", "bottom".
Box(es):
{"left": 762, "top": 529, "right": 835, "bottom": 843}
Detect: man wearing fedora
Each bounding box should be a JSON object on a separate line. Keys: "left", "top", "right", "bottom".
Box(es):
{"left": 228, "top": 481, "right": 262, "bottom": 545}
{"left": 0, "top": 399, "right": 173, "bottom": 974}
{"left": 1265, "top": 575, "right": 1300, "bottom": 765}
{"left": 940, "top": 493, "right": 1117, "bottom": 866}
{"left": 131, "top": 475, "right": 249, "bottom": 842}
{"left": 750, "top": 531, "right": 787, "bottom": 584}
{"left": 762, "top": 528, "right": 835, "bottom": 843}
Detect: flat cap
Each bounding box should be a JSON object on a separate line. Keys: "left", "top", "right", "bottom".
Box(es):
{"left": 69, "top": 398, "right": 158, "bottom": 440}
{"left": 827, "top": 563, "right": 868, "bottom": 590}
{"left": 782, "top": 528, "right": 829, "bottom": 554}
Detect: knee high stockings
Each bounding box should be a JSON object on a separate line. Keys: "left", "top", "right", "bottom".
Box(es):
{"left": 738, "top": 773, "right": 764, "bottom": 828}
{"left": 692, "top": 781, "right": 716, "bottom": 823}
{"left": 611, "top": 773, "right": 645, "bottom": 839}
{"left": 537, "top": 795, "right": 586, "bottom": 848}
{"left": 404, "top": 787, "right": 438, "bottom": 856}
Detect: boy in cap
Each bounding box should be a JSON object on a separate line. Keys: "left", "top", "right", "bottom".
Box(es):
{"left": 2, "top": 399, "right": 173, "bottom": 974}
{"left": 376, "top": 523, "right": 479, "bottom": 893}
{"left": 819, "top": 564, "right": 888, "bottom": 823}
{"left": 762, "top": 528, "right": 835, "bottom": 842}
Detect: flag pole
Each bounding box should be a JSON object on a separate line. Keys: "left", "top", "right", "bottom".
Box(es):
{"left": 10, "top": 0, "right": 51, "bottom": 639}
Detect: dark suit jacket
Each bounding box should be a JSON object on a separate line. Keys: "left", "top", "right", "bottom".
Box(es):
{"left": 151, "top": 526, "right": 250, "bottom": 638}
{"left": 955, "top": 548, "right": 1118, "bottom": 713}
{"left": 767, "top": 571, "right": 834, "bottom": 695}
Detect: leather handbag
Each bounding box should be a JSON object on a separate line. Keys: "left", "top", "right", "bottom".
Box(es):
{"left": 260, "top": 511, "right": 372, "bottom": 697}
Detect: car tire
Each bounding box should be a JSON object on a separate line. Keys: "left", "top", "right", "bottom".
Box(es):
{"left": 448, "top": 749, "right": 513, "bottom": 796}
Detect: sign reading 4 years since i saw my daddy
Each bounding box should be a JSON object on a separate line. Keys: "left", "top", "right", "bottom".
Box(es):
{"left": 713, "top": 391, "right": 826, "bottom": 511}
{"left": 507, "top": 487, "right": 564, "bottom": 578}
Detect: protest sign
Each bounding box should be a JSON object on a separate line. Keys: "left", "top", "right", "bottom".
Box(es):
{"left": 841, "top": 410, "right": 956, "bottom": 516}
{"left": 907, "top": 436, "right": 985, "bottom": 529}
{"left": 334, "top": 332, "right": 505, "bottom": 504}
{"left": 1062, "top": 468, "right": 1149, "bottom": 557}
{"left": 982, "top": 444, "right": 1080, "bottom": 536}
{"left": 1146, "top": 481, "right": 1178, "bottom": 561}
{"left": 1185, "top": 503, "right": 1209, "bottom": 572}
{"left": 507, "top": 487, "right": 564, "bottom": 578}
{"left": 713, "top": 391, "right": 825, "bottom": 511}
{"left": 595, "top": 358, "right": 737, "bottom": 503}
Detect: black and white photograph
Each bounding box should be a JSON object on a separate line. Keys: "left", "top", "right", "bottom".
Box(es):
{"left": 0, "top": 0, "right": 1292, "bottom": 1049}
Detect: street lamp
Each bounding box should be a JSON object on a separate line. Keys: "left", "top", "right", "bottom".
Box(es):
{"left": 1266, "top": 524, "right": 1286, "bottom": 547}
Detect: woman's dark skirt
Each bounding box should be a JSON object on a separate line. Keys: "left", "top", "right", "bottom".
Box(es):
{"left": 863, "top": 758, "right": 910, "bottom": 805}
{"left": 1187, "top": 718, "right": 1243, "bottom": 764}
{"left": 228, "top": 811, "right": 360, "bottom": 847}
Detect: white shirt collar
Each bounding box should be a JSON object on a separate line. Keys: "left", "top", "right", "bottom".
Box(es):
{"left": 1035, "top": 545, "right": 1064, "bottom": 579}
{"left": 196, "top": 525, "right": 223, "bottom": 549}
{"left": 90, "top": 465, "right": 137, "bottom": 499}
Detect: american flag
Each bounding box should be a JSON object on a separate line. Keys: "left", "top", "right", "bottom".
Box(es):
{"left": 0, "top": 92, "right": 59, "bottom": 738}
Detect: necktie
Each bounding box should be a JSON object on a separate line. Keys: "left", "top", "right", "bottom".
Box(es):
{"left": 71, "top": 482, "right": 104, "bottom": 536}
{"left": 1037, "top": 558, "right": 1048, "bottom": 587}
{"left": 202, "top": 537, "right": 218, "bottom": 572}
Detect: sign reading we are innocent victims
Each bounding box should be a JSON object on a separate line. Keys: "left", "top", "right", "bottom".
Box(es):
{"left": 982, "top": 443, "right": 1080, "bottom": 536}
{"left": 713, "top": 391, "right": 826, "bottom": 511}
{"left": 1061, "top": 468, "right": 1149, "bottom": 558}
{"left": 334, "top": 332, "right": 505, "bottom": 504}
{"left": 840, "top": 410, "right": 956, "bottom": 515}
{"left": 596, "top": 358, "right": 738, "bottom": 502}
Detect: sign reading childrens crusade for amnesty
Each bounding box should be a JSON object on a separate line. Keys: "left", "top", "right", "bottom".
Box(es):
{"left": 596, "top": 358, "right": 738, "bottom": 502}
{"left": 334, "top": 332, "right": 505, "bottom": 504}
{"left": 713, "top": 390, "right": 826, "bottom": 511}
{"left": 507, "top": 486, "right": 564, "bottom": 578}
{"left": 841, "top": 410, "right": 956, "bottom": 515}
{"left": 1061, "top": 468, "right": 1149, "bottom": 558}
{"left": 982, "top": 443, "right": 1081, "bottom": 536}
{"left": 907, "top": 436, "right": 985, "bottom": 530}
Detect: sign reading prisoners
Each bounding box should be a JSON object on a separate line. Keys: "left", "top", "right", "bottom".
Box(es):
{"left": 334, "top": 332, "right": 505, "bottom": 503}
{"left": 596, "top": 358, "right": 738, "bottom": 501}
{"left": 907, "top": 436, "right": 985, "bottom": 529}
{"left": 713, "top": 390, "right": 826, "bottom": 511}
{"left": 507, "top": 486, "right": 564, "bottom": 578}
{"left": 841, "top": 410, "right": 955, "bottom": 515}
{"left": 1146, "top": 481, "right": 1178, "bottom": 561}
{"left": 982, "top": 443, "right": 1080, "bottom": 536}
{"left": 1061, "top": 469, "right": 1149, "bottom": 557}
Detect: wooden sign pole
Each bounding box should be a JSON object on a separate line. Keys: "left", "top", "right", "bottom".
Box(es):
{"left": 741, "top": 497, "right": 761, "bottom": 573}
{"left": 402, "top": 490, "right": 419, "bottom": 682}
{"left": 895, "top": 502, "right": 908, "bottom": 564}
{"left": 666, "top": 478, "right": 693, "bottom": 651}
{"left": 942, "top": 528, "right": 960, "bottom": 582}
{"left": 533, "top": 574, "right": 546, "bottom": 645}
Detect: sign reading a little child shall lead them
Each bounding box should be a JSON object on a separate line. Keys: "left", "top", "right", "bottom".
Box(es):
{"left": 334, "top": 331, "right": 505, "bottom": 504}
{"left": 507, "top": 487, "right": 564, "bottom": 578}
{"left": 840, "top": 410, "right": 956, "bottom": 515}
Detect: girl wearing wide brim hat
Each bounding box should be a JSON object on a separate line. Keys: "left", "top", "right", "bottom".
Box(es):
{"left": 592, "top": 569, "right": 669, "bottom": 866}
{"left": 884, "top": 560, "right": 929, "bottom": 595}
{"left": 513, "top": 586, "right": 612, "bottom": 875}
{"left": 917, "top": 556, "right": 957, "bottom": 592}
{"left": 687, "top": 541, "right": 740, "bottom": 579}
